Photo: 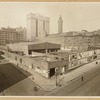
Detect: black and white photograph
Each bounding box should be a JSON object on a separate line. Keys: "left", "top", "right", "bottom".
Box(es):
{"left": 0, "top": 2, "right": 100, "bottom": 96}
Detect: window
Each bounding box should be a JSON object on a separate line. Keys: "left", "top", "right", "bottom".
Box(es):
{"left": 15, "top": 56, "right": 17, "bottom": 60}
{"left": 62, "top": 58, "right": 64, "bottom": 60}
{"left": 37, "top": 67, "right": 40, "bottom": 69}
{"left": 20, "top": 58, "right": 22, "bottom": 63}
{"left": 32, "top": 64, "right": 34, "bottom": 69}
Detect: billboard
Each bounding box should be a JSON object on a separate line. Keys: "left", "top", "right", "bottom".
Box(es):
{"left": 88, "top": 51, "right": 94, "bottom": 56}
{"left": 97, "top": 54, "right": 100, "bottom": 59}
{"left": 78, "top": 58, "right": 88, "bottom": 66}
{"left": 87, "top": 56, "right": 93, "bottom": 63}
{"left": 69, "top": 54, "right": 78, "bottom": 62}
{"left": 95, "top": 49, "right": 100, "bottom": 54}
{"left": 68, "top": 60, "right": 79, "bottom": 69}
{"left": 83, "top": 51, "right": 89, "bottom": 58}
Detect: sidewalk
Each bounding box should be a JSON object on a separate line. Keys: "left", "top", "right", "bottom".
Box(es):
{"left": 60, "top": 59, "right": 100, "bottom": 85}
{"left": 2, "top": 55, "right": 100, "bottom": 92}
{"left": 2, "top": 55, "right": 57, "bottom": 92}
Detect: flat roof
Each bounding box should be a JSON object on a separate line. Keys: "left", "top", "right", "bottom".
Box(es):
{"left": 8, "top": 41, "right": 60, "bottom": 46}
{"left": 7, "top": 41, "right": 61, "bottom": 50}
{"left": 23, "top": 53, "right": 67, "bottom": 62}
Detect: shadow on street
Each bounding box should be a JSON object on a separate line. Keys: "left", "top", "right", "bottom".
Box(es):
{"left": 0, "top": 63, "right": 32, "bottom": 93}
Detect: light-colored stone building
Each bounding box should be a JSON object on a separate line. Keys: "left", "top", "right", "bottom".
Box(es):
{"left": 26, "top": 13, "right": 50, "bottom": 41}
{"left": 26, "top": 13, "right": 37, "bottom": 41}
{"left": 37, "top": 15, "right": 45, "bottom": 39}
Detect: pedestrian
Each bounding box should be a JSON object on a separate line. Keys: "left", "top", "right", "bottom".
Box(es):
{"left": 96, "top": 62, "right": 98, "bottom": 64}
{"left": 32, "top": 76, "right": 34, "bottom": 80}
{"left": 33, "top": 86, "right": 38, "bottom": 92}
{"left": 81, "top": 76, "right": 83, "bottom": 82}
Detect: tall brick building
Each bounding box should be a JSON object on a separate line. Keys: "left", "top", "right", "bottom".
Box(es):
{"left": 43, "top": 16, "right": 100, "bottom": 52}
{"left": 0, "top": 27, "right": 26, "bottom": 45}
{"left": 44, "top": 32, "right": 100, "bottom": 52}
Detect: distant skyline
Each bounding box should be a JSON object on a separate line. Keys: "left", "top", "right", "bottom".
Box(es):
{"left": 1, "top": 2, "right": 100, "bottom": 33}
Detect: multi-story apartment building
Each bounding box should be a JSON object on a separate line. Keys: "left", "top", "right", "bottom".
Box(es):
{"left": 0, "top": 30, "right": 6, "bottom": 45}
{"left": 44, "top": 32, "right": 100, "bottom": 52}
{"left": 0, "top": 27, "right": 26, "bottom": 45}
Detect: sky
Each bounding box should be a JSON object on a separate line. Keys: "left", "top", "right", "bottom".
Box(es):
{"left": 1, "top": 2, "right": 100, "bottom": 33}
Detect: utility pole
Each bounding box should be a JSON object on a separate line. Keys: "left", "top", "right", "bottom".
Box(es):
{"left": 45, "top": 42, "right": 48, "bottom": 54}
{"left": 55, "top": 72, "right": 58, "bottom": 86}
{"left": 55, "top": 58, "right": 60, "bottom": 86}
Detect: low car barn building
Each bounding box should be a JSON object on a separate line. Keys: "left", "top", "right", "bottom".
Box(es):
{"left": 7, "top": 42, "right": 61, "bottom": 55}
{"left": 4, "top": 51, "right": 68, "bottom": 78}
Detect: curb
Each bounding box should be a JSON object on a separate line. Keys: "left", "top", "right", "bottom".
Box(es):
{"left": 2, "top": 54, "right": 100, "bottom": 93}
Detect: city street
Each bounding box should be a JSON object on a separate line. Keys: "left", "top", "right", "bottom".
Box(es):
{"left": 1, "top": 53, "right": 100, "bottom": 96}
{"left": 0, "top": 62, "right": 46, "bottom": 96}
{"left": 48, "top": 66, "right": 100, "bottom": 96}
{"left": 0, "top": 63, "right": 28, "bottom": 93}
{"left": 67, "top": 73, "right": 100, "bottom": 96}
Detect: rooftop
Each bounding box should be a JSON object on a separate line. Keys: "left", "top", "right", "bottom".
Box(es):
{"left": 7, "top": 41, "right": 61, "bottom": 46}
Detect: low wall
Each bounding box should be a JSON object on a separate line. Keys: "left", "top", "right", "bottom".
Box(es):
{"left": 4, "top": 51, "right": 50, "bottom": 78}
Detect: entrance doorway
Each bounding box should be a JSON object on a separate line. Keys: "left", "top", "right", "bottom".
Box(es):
{"left": 50, "top": 68, "right": 55, "bottom": 77}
